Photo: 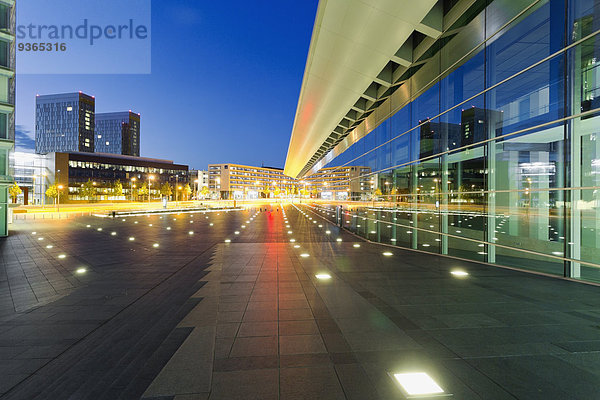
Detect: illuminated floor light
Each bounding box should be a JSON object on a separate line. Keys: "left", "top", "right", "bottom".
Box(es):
{"left": 294, "top": 245, "right": 301, "bottom": 248}
{"left": 225, "top": 239, "right": 231, "bottom": 243}
{"left": 300, "top": 253, "right": 310, "bottom": 258}
{"left": 353, "top": 244, "right": 361, "bottom": 248}
{"left": 167, "top": 227, "right": 172, "bottom": 230}
{"left": 189, "top": 231, "right": 194, "bottom": 235}
{"left": 318, "top": 225, "right": 323, "bottom": 228}
{"left": 370, "top": 231, "right": 376, "bottom": 234}
{"left": 111, "top": 232, "right": 117, "bottom": 236}
{"left": 46, "top": 245, "right": 53, "bottom": 249}
{"left": 241, "top": 225, "right": 246, "bottom": 228}
{"left": 325, "top": 230, "right": 331, "bottom": 234}
{"left": 86, "top": 225, "right": 91, "bottom": 228}
{"left": 422, "top": 244, "right": 430, "bottom": 247}
{"left": 210, "top": 223, "right": 214, "bottom": 226}
{"left": 315, "top": 273, "right": 332, "bottom": 280}
{"left": 75, "top": 267, "right": 87, "bottom": 274}
{"left": 129, "top": 237, "right": 135, "bottom": 241}
{"left": 477, "top": 251, "right": 487, "bottom": 255}
{"left": 552, "top": 251, "right": 563, "bottom": 256}
{"left": 451, "top": 270, "right": 469, "bottom": 277}
{"left": 290, "top": 239, "right": 296, "bottom": 243}
{"left": 288, "top": 231, "right": 293, "bottom": 234}
{"left": 234, "top": 231, "right": 240, "bottom": 235}
{"left": 153, "top": 243, "right": 160, "bottom": 248}
{"left": 392, "top": 372, "right": 444, "bottom": 396}
{"left": 97, "top": 228, "right": 102, "bottom": 231}
{"left": 134, "top": 221, "right": 138, "bottom": 224}
{"left": 336, "top": 238, "right": 342, "bottom": 242}
{"left": 38, "top": 237, "right": 44, "bottom": 241}
{"left": 122, "top": 219, "right": 126, "bottom": 222}
{"left": 58, "top": 254, "right": 66, "bottom": 259}
{"left": 383, "top": 252, "right": 393, "bottom": 256}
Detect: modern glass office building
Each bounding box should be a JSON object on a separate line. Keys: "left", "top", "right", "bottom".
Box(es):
{"left": 54, "top": 152, "right": 188, "bottom": 201}
{"left": 35, "top": 92, "right": 95, "bottom": 154}
{"left": 95, "top": 111, "right": 141, "bottom": 157}
{"left": 285, "top": 0, "right": 600, "bottom": 282}
{"left": 0, "top": 0, "right": 15, "bottom": 237}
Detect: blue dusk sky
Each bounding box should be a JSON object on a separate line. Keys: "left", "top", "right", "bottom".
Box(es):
{"left": 16, "top": 0, "right": 319, "bottom": 170}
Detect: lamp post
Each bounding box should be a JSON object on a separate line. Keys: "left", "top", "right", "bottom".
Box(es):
{"left": 148, "top": 175, "right": 155, "bottom": 205}
{"left": 130, "top": 177, "right": 137, "bottom": 202}
{"left": 57, "top": 184, "right": 63, "bottom": 213}
{"left": 177, "top": 186, "right": 182, "bottom": 206}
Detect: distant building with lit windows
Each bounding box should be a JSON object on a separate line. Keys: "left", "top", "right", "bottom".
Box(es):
{"left": 53, "top": 152, "right": 188, "bottom": 201}
{"left": 35, "top": 92, "right": 95, "bottom": 154}
{"left": 303, "top": 166, "right": 372, "bottom": 200}
{"left": 208, "top": 163, "right": 298, "bottom": 200}
{"left": 95, "top": 111, "right": 141, "bottom": 157}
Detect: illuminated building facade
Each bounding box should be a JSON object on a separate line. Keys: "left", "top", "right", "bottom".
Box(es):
{"left": 285, "top": 0, "right": 600, "bottom": 282}
{"left": 208, "top": 163, "right": 298, "bottom": 200}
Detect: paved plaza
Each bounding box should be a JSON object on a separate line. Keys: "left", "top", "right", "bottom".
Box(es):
{"left": 1, "top": 205, "right": 600, "bottom": 399}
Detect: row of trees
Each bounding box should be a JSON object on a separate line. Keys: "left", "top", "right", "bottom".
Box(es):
{"left": 73, "top": 179, "right": 195, "bottom": 202}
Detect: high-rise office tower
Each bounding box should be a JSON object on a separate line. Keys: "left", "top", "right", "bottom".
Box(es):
{"left": 35, "top": 92, "right": 95, "bottom": 154}
{"left": 0, "top": 0, "right": 15, "bottom": 237}
{"left": 95, "top": 111, "right": 140, "bottom": 157}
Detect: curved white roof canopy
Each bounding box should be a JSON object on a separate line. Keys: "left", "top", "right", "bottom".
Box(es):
{"left": 285, "top": 0, "right": 440, "bottom": 178}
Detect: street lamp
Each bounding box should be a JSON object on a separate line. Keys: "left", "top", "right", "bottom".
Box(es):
{"left": 177, "top": 186, "right": 183, "bottom": 206}
{"left": 130, "top": 177, "right": 137, "bottom": 202}
{"left": 148, "top": 175, "right": 155, "bottom": 205}
{"left": 57, "top": 185, "right": 64, "bottom": 213}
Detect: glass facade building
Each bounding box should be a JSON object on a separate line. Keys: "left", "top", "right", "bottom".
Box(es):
{"left": 54, "top": 152, "right": 188, "bottom": 201}
{"left": 287, "top": 0, "right": 600, "bottom": 283}
{"left": 0, "top": 0, "right": 15, "bottom": 237}
{"left": 35, "top": 92, "right": 95, "bottom": 154}
{"left": 95, "top": 112, "right": 141, "bottom": 157}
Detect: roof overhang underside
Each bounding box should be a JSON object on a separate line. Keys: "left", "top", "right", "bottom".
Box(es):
{"left": 284, "top": 0, "right": 442, "bottom": 178}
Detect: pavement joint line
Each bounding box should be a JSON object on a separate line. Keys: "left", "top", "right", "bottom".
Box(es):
{"left": 1, "top": 237, "right": 220, "bottom": 399}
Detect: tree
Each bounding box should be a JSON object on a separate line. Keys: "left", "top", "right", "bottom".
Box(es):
{"left": 46, "top": 184, "right": 59, "bottom": 205}
{"left": 390, "top": 187, "right": 398, "bottom": 203}
{"left": 373, "top": 188, "right": 383, "bottom": 200}
{"left": 273, "top": 187, "right": 281, "bottom": 197}
{"left": 138, "top": 182, "right": 149, "bottom": 199}
{"left": 200, "top": 186, "right": 209, "bottom": 198}
{"left": 113, "top": 180, "right": 124, "bottom": 198}
{"left": 160, "top": 182, "right": 173, "bottom": 199}
{"left": 80, "top": 179, "right": 96, "bottom": 202}
{"left": 262, "top": 184, "right": 271, "bottom": 199}
{"left": 183, "top": 183, "right": 192, "bottom": 200}
{"left": 8, "top": 183, "right": 22, "bottom": 203}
